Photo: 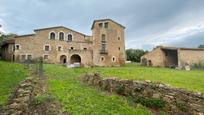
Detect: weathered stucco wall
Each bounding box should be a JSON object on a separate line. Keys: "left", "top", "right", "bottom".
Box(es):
{"left": 81, "top": 73, "right": 204, "bottom": 115}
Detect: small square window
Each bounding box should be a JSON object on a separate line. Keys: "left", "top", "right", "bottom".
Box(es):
{"left": 16, "top": 45, "right": 20, "bottom": 50}
{"left": 27, "top": 55, "right": 32, "bottom": 60}
{"left": 99, "top": 23, "right": 103, "bottom": 28}
{"left": 21, "top": 55, "right": 26, "bottom": 60}
{"left": 84, "top": 48, "right": 87, "bottom": 50}
{"left": 45, "top": 45, "right": 50, "bottom": 51}
{"left": 58, "top": 46, "right": 62, "bottom": 51}
{"left": 70, "top": 47, "right": 74, "bottom": 50}
{"left": 44, "top": 55, "right": 49, "bottom": 60}
{"left": 105, "top": 22, "right": 108, "bottom": 28}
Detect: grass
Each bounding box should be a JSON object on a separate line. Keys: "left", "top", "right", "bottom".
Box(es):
{"left": 1, "top": 61, "right": 203, "bottom": 114}
{"left": 75, "top": 63, "right": 204, "bottom": 92}
{"left": 45, "top": 64, "right": 151, "bottom": 115}
{"left": 0, "top": 61, "right": 28, "bottom": 105}
{"left": 45, "top": 63, "right": 204, "bottom": 114}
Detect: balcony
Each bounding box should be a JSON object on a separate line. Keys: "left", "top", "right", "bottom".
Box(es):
{"left": 100, "top": 50, "right": 108, "bottom": 54}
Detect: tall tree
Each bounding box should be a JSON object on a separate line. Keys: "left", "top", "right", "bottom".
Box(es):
{"left": 126, "top": 49, "right": 148, "bottom": 62}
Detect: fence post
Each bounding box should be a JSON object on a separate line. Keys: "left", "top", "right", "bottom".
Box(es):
{"left": 38, "top": 57, "right": 43, "bottom": 77}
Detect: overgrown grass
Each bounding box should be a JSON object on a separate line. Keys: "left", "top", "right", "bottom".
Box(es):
{"left": 0, "top": 61, "right": 28, "bottom": 105}
{"left": 45, "top": 64, "right": 151, "bottom": 115}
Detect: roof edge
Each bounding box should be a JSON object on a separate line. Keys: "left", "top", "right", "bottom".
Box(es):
{"left": 91, "top": 19, "right": 125, "bottom": 30}
{"left": 34, "top": 26, "right": 90, "bottom": 37}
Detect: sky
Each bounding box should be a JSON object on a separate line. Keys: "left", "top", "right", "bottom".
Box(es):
{"left": 1, "top": 0, "right": 204, "bottom": 50}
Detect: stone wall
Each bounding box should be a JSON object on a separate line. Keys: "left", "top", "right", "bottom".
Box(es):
{"left": 3, "top": 77, "right": 36, "bottom": 114}
{"left": 81, "top": 73, "right": 204, "bottom": 115}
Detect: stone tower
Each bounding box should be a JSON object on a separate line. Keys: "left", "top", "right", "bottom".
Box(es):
{"left": 92, "top": 19, "right": 126, "bottom": 66}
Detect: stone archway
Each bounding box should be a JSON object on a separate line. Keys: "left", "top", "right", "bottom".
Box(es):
{"left": 70, "top": 54, "right": 81, "bottom": 64}
{"left": 60, "top": 55, "right": 67, "bottom": 64}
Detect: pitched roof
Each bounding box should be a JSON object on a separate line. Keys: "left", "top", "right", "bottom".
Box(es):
{"left": 34, "top": 26, "right": 90, "bottom": 36}
{"left": 15, "top": 34, "right": 35, "bottom": 38}
{"left": 91, "top": 19, "right": 125, "bottom": 30}
{"left": 1, "top": 39, "right": 15, "bottom": 46}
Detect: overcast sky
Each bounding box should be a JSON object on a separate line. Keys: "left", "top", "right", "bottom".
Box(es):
{"left": 1, "top": 0, "right": 204, "bottom": 50}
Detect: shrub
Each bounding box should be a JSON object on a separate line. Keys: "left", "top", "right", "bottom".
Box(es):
{"left": 134, "top": 97, "right": 165, "bottom": 109}
{"left": 192, "top": 60, "right": 204, "bottom": 70}
{"left": 116, "top": 84, "right": 125, "bottom": 95}
{"left": 176, "top": 101, "right": 188, "bottom": 112}
{"left": 31, "top": 93, "right": 55, "bottom": 106}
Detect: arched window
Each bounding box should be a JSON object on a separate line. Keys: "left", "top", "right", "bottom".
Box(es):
{"left": 68, "top": 34, "right": 72, "bottom": 42}
{"left": 59, "top": 32, "right": 64, "bottom": 41}
{"left": 50, "top": 32, "right": 55, "bottom": 40}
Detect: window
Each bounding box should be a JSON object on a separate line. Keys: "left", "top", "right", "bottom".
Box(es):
{"left": 84, "top": 48, "right": 87, "bottom": 50}
{"left": 118, "top": 37, "right": 120, "bottom": 40}
{"left": 12, "top": 46, "right": 15, "bottom": 51}
{"left": 68, "top": 34, "right": 72, "bottom": 42}
{"left": 21, "top": 55, "right": 26, "bottom": 60}
{"left": 59, "top": 32, "right": 64, "bottom": 41}
{"left": 99, "top": 23, "right": 103, "bottom": 28}
{"left": 118, "top": 47, "right": 120, "bottom": 51}
{"left": 165, "top": 52, "right": 168, "bottom": 56}
{"left": 44, "top": 55, "right": 49, "bottom": 60}
{"left": 57, "top": 46, "right": 63, "bottom": 51}
{"left": 70, "top": 47, "right": 74, "bottom": 50}
{"left": 27, "top": 55, "right": 32, "bottom": 60}
{"left": 101, "top": 56, "right": 105, "bottom": 61}
{"left": 105, "top": 22, "right": 108, "bottom": 28}
{"left": 44, "top": 45, "right": 50, "bottom": 51}
{"left": 15, "top": 44, "right": 20, "bottom": 50}
{"left": 101, "top": 34, "right": 106, "bottom": 51}
{"left": 50, "top": 32, "right": 55, "bottom": 40}
{"left": 112, "top": 56, "right": 116, "bottom": 62}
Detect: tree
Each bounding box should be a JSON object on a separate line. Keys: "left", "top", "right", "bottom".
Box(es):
{"left": 198, "top": 44, "right": 204, "bottom": 48}
{"left": 126, "top": 49, "right": 148, "bottom": 62}
{"left": 0, "top": 33, "right": 17, "bottom": 49}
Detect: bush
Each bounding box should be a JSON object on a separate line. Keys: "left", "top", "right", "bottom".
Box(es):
{"left": 176, "top": 101, "right": 188, "bottom": 112}
{"left": 32, "top": 93, "right": 56, "bottom": 106}
{"left": 116, "top": 84, "right": 125, "bottom": 95}
{"left": 134, "top": 97, "right": 165, "bottom": 109}
{"left": 192, "top": 61, "right": 204, "bottom": 69}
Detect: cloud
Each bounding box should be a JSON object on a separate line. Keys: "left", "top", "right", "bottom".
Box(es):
{"left": 1, "top": 0, "right": 204, "bottom": 50}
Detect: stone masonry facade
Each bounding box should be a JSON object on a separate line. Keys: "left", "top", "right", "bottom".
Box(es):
{"left": 141, "top": 46, "right": 204, "bottom": 68}
{"left": 1, "top": 19, "right": 126, "bottom": 67}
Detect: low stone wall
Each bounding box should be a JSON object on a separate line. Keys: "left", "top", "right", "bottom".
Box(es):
{"left": 3, "top": 77, "right": 36, "bottom": 114}
{"left": 81, "top": 73, "right": 204, "bottom": 115}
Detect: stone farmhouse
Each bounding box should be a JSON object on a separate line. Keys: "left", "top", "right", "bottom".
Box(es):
{"left": 0, "top": 19, "right": 126, "bottom": 67}
{"left": 141, "top": 46, "right": 204, "bottom": 68}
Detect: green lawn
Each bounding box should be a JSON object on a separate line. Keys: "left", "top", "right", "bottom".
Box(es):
{"left": 76, "top": 64, "right": 204, "bottom": 92}
{"left": 45, "top": 63, "right": 204, "bottom": 114}
{"left": 0, "top": 61, "right": 28, "bottom": 105}
{"left": 45, "top": 64, "right": 151, "bottom": 115}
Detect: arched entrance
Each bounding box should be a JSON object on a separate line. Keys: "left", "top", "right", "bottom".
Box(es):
{"left": 60, "top": 55, "right": 67, "bottom": 64}
{"left": 70, "top": 54, "right": 81, "bottom": 64}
